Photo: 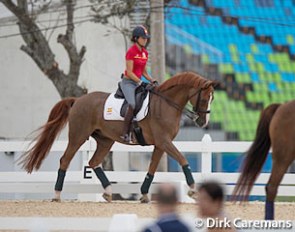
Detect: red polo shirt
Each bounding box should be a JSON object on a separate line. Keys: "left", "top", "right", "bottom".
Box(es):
{"left": 124, "top": 44, "right": 148, "bottom": 79}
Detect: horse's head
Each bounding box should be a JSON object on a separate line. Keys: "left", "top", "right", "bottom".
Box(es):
{"left": 188, "top": 80, "right": 219, "bottom": 128}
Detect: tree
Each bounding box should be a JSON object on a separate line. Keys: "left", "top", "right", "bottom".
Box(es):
{"left": 90, "top": 0, "right": 137, "bottom": 51}
{"left": 0, "top": 0, "right": 86, "bottom": 98}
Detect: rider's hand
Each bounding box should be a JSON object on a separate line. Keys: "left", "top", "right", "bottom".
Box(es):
{"left": 138, "top": 80, "right": 148, "bottom": 88}
{"left": 152, "top": 80, "right": 159, "bottom": 86}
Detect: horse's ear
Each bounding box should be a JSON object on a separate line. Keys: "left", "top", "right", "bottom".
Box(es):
{"left": 203, "top": 80, "right": 220, "bottom": 89}
{"left": 211, "top": 80, "right": 221, "bottom": 89}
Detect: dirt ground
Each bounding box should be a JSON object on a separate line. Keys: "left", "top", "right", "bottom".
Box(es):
{"left": 1, "top": 200, "right": 295, "bottom": 220}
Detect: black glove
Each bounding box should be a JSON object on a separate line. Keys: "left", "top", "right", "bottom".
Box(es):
{"left": 152, "top": 80, "right": 159, "bottom": 86}
{"left": 140, "top": 81, "right": 149, "bottom": 88}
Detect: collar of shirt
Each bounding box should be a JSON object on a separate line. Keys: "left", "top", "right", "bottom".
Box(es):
{"left": 132, "top": 43, "right": 145, "bottom": 53}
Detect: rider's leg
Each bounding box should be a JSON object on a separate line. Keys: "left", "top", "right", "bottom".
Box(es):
{"left": 121, "top": 105, "right": 134, "bottom": 142}
{"left": 119, "top": 78, "right": 137, "bottom": 142}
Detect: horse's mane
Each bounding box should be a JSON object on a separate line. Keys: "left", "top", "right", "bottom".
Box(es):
{"left": 157, "top": 72, "right": 208, "bottom": 92}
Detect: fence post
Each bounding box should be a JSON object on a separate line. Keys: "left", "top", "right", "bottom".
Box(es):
{"left": 201, "top": 134, "right": 212, "bottom": 174}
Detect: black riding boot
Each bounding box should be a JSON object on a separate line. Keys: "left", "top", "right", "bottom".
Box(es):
{"left": 121, "top": 106, "right": 134, "bottom": 142}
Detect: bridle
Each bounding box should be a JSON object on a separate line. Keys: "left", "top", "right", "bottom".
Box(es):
{"left": 189, "top": 88, "right": 211, "bottom": 114}
{"left": 149, "top": 87, "right": 211, "bottom": 121}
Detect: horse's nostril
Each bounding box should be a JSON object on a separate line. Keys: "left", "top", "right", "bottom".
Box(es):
{"left": 195, "top": 117, "right": 205, "bottom": 127}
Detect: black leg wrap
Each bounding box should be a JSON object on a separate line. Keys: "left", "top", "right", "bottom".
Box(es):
{"left": 182, "top": 164, "right": 195, "bottom": 186}
{"left": 93, "top": 167, "right": 111, "bottom": 188}
{"left": 140, "top": 173, "right": 154, "bottom": 194}
{"left": 55, "top": 169, "right": 66, "bottom": 191}
{"left": 265, "top": 200, "right": 274, "bottom": 220}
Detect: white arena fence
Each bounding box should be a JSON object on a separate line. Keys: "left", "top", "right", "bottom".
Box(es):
{"left": 0, "top": 134, "right": 294, "bottom": 202}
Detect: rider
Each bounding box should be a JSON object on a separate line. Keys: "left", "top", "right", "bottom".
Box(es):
{"left": 120, "top": 25, "right": 157, "bottom": 142}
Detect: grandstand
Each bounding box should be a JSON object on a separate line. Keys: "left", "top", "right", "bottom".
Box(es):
{"left": 165, "top": 0, "right": 295, "bottom": 141}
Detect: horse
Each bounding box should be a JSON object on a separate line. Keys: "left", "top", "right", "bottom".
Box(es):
{"left": 19, "top": 71, "right": 218, "bottom": 203}
{"left": 233, "top": 100, "right": 295, "bottom": 220}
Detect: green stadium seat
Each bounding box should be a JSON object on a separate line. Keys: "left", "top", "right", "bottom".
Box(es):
{"left": 201, "top": 54, "right": 210, "bottom": 64}
{"left": 286, "top": 35, "right": 294, "bottom": 45}
{"left": 246, "top": 54, "right": 255, "bottom": 63}
{"left": 231, "top": 54, "right": 239, "bottom": 63}
{"left": 183, "top": 44, "right": 193, "bottom": 55}
{"left": 251, "top": 44, "right": 259, "bottom": 54}
{"left": 218, "top": 63, "right": 234, "bottom": 73}
{"left": 229, "top": 44, "right": 238, "bottom": 54}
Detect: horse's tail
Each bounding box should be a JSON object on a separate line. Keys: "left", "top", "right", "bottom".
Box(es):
{"left": 232, "top": 103, "right": 281, "bottom": 201}
{"left": 19, "top": 98, "right": 76, "bottom": 173}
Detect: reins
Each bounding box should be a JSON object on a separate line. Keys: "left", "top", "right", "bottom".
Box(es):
{"left": 149, "top": 87, "right": 204, "bottom": 121}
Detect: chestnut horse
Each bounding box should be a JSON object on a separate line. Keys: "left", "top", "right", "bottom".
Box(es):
{"left": 233, "top": 100, "right": 295, "bottom": 219}
{"left": 20, "top": 71, "right": 217, "bottom": 202}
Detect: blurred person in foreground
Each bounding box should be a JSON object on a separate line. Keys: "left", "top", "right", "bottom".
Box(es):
{"left": 143, "top": 183, "right": 191, "bottom": 232}
{"left": 198, "top": 181, "right": 236, "bottom": 232}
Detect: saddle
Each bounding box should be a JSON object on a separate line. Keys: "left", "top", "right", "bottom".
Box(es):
{"left": 115, "top": 82, "right": 149, "bottom": 118}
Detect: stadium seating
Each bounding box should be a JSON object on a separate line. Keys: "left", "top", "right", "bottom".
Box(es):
{"left": 165, "top": 0, "right": 295, "bottom": 141}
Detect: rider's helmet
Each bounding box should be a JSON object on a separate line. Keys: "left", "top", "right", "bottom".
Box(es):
{"left": 131, "top": 25, "right": 150, "bottom": 42}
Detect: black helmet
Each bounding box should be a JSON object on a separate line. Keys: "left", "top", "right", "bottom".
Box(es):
{"left": 132, "top": 25, "right": 150, "bottom": 40}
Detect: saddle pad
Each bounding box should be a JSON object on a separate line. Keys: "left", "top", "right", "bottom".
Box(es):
{"left": 103, "top": 93, "right": 150, "bottom": 121}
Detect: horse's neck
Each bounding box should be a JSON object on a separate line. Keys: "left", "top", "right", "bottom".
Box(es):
{"left": 160, "top": 85, "right": 190, "bottom": 109}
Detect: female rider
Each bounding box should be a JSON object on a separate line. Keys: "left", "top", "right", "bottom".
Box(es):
{"left": 120, "top": 25, "right": 157, "bottom": 142}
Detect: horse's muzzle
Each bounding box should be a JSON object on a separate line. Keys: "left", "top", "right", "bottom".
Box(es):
{"left": 194, "top": 116, "right": 206, "bottom": 128}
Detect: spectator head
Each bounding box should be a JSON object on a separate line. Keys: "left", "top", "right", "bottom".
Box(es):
{"left": 197, "top": 181, "right": 224, "bottom": 217}
{"left": 156, "top": 183, "right": 178, "bottom": 214}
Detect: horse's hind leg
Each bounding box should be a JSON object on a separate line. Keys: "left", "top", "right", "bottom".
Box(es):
{"left": 88, "top": 135, "right": 114, "bottom": 202}
{"left": 140, "top": 147, "right": 164, "bottom": 203}
{"left": 53, "top": 137, "right": 87, "bottom": 201}
{"left": 265, "top": 153, "right": 292, "bottom": 220}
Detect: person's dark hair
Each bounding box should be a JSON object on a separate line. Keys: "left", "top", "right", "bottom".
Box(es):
{"left": 157, "top": 184, "right": 178, "bottom": 205}
{"left": 131, "top": 36, "right": 137, "bottom": 43}
{"left": 198, "top": 181, "right": 224, "bottom": 202}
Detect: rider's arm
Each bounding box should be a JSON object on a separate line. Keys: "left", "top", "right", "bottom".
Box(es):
{"left": 142, "top": 66, "right": 154, "bottom": 83}
{"left": 126, "top": 60, "right": 142, "bottom": 84}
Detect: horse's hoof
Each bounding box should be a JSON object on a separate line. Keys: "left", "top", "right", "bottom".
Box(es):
{"left": 102, "top": 193, "right": 112, "bottom": 202}
{"left": 51, "top": 198, "right": 61, "bottom": 202}
{"left": 140, "top": 194, "right": 150, "bottom": 203}
{"left": 188, "top": 189, "right": 198, "bottom": 201}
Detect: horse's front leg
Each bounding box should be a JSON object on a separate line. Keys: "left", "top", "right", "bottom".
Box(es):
{"left": 160, "top": 140, "right": 197, "bottom": 199}
{"left": 140, "top": 147, "right": 164, "bottom": 203}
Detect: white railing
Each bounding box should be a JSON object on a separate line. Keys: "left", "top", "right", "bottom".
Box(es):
{"left": 0, "top": 134, "right": 294, "bottom": 201}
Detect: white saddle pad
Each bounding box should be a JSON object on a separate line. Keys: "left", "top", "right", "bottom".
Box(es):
{"left": 103, "top": 93, "right": 150, "bottom": 121}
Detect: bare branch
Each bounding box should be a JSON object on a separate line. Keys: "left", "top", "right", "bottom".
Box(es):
{"left": 65, "top": 0, "right": 75, "bottom": 41}
{"left": 55, "top": 0, "right": 86, "bottom": 81}
{"left": 20, "top": 44, "right": 45, "bottom": 71}
{"left": 20, "top": 44, "right": 33, "bottom": 56}
{"left": 79, "top": 46, "right": 86, "bottom": 60}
